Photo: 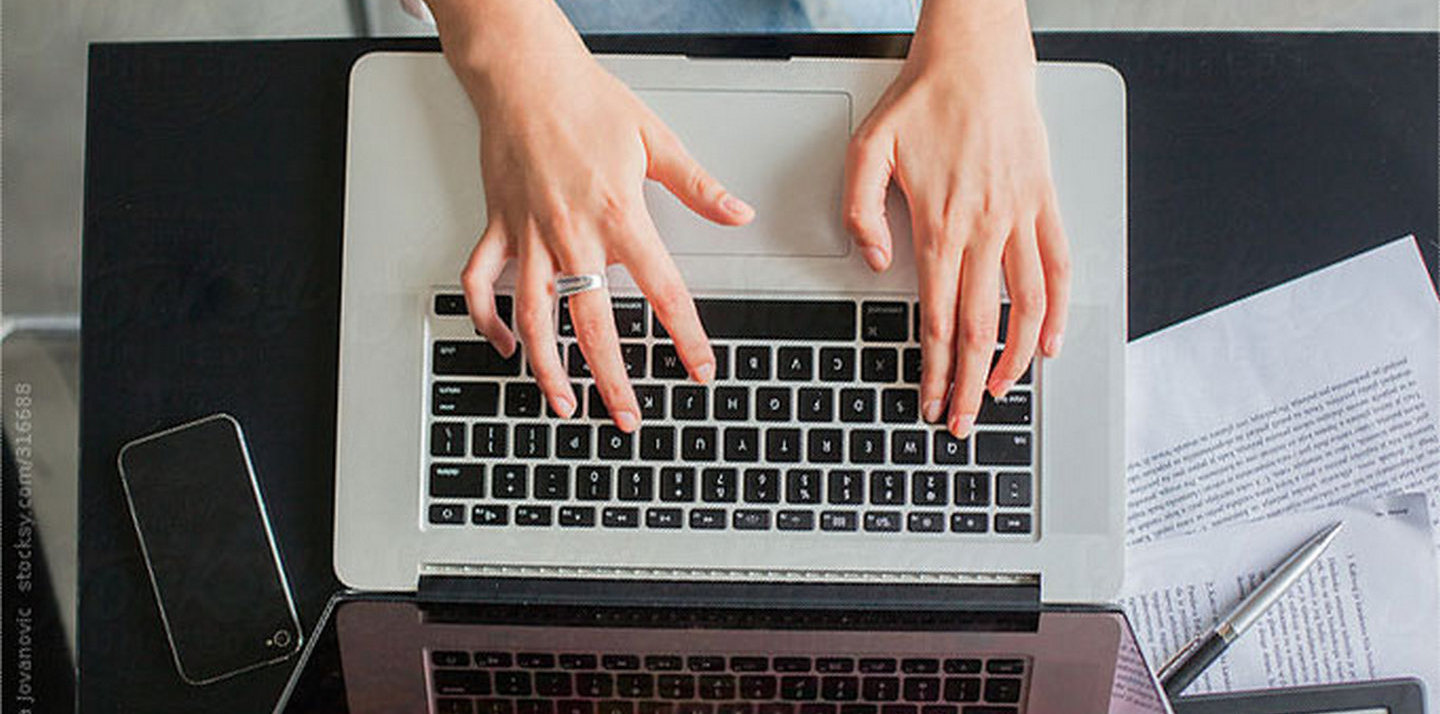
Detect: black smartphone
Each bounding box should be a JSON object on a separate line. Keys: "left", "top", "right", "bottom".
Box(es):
{"left": 117, "top": 413, "right": 303, "bottom": 685}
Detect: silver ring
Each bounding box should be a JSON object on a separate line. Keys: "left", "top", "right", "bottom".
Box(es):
{"left": 554, "top": 272, "right": 607, "bottom": 299}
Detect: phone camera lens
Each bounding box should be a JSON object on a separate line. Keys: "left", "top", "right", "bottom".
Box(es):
{"left": 271, "top": 629, "right": 292, "bottom": 648}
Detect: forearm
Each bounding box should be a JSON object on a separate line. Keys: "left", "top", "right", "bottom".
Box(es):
{"left": 909, "top": 0, "right": 1035, "bottom": 71}
{"left": 423, "top": 0, "right": 588, "bottom": 95}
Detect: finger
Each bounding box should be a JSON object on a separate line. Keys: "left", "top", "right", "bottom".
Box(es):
{"left": 1036, "top": 198, "right": 1072, "bottom": 357}
{"left": 515, "top": 238, "right": 577, "bottom": 418}
{"left": 611, "top": 213, "right": 716, "bottom": 384}
{"left": 912, "top": 212, "right": 961, "bottom": 424}
{"left": 842, "top": 126, "right": 896, "bottom": 272}
{"left": 642, "top": 123, "right": 754, "bottom": 226}
{"left": 461, "top": 225, "right": 517, "bottom": 357}
{"left": 990, "top": 224, "right": 1045, "bottom": 399}
{"left": 563, "top": 252, "right": 640, "bottom": 432}
{"left": 948, "top": 233, "right": 1005, "bottom": 438}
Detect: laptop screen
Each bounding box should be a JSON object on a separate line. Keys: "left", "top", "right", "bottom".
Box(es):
{"left": 276, "top": 595, "right": 1170, "bottom": 714}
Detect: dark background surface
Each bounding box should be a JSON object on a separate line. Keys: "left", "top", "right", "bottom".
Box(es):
{"left": 71, "top": 33, "right": 1437, "bottom": 712}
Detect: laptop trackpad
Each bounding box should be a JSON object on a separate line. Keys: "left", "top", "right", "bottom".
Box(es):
{"left": 638, "top": 88, "right": 851, "bottom": 258}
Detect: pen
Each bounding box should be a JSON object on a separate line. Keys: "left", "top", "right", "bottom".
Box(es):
{"left": 1156, "top": 521, "right": 1344, "bottom": 699}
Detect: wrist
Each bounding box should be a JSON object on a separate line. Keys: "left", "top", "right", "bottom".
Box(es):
{"left": 908, "top": 0, "right": 1035, "bottom": 77}
{"left": 426, "top": 0, "right": 587, "bottom": 96}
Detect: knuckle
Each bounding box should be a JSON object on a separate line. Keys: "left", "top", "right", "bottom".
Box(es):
{"left": 1009, "top": 287, "right": 1047, "bottom": 316}
{"left": 959, "top": 315, "right": 997, "bottom": 350}
{"left": 844, "top": 207, "right": 876, "bottom": 238}
{"left": 596, "top": 192, "right": 637, "bottom": 234}
{"left": 921, "top": 313, "right": 954, "bottom": 345}
{"left": 1047, "top": 253, "right": 1073, "bottom": 283}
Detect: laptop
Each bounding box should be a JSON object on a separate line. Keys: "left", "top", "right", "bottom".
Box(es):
{"left": 317, "top": 37, "right": 1134, "bottom": 712}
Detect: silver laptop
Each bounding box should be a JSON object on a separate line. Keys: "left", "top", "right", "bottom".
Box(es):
{"left": 333, "top": 51, "right": 1126, "bottom": 604}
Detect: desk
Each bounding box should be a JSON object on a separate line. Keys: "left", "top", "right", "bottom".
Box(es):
{"left": 78, "top": 33, "right": 1437, "bottom": 712}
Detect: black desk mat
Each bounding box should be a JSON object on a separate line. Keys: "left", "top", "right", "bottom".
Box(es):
{"left": 77, "top": 33, "right": 1437, "bottom": 712}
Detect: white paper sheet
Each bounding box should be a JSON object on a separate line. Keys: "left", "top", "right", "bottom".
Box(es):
{"left": 1125, "top": 236, "right": 1440, "bottom": 547}
{"left": 1119, "top": 494, "right": 1440, "bottom": 708}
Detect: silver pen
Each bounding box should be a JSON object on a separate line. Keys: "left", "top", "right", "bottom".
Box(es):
{"left": 1156, "top": 521, "right": 1344, "bottom": 698}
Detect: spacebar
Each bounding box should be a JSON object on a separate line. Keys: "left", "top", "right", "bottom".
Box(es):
{"left": 689, "top": 299, "right": 857, "bottom": 340}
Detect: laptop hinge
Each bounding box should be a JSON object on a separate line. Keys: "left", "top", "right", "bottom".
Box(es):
{"left": 417, "top": 575, "right": 1040, "bottom": 612}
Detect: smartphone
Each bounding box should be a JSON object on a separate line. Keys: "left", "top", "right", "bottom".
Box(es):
{"left": 117, "top": 413, "right": 303, "bottom": 685}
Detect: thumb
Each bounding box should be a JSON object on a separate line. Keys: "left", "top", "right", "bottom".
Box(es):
{"left": 842, "top": 129, "right": 896, "bottom": 272}
{"left": 643, "top": 123, "right": 754, "bottom": 226}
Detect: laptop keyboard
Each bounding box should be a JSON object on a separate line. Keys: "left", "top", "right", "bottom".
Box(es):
{"left": 425, "top": 293, "right": 1037, "bottom": 537}
{"left": 428, "top": 651, "right": 1031, "bottom": 714}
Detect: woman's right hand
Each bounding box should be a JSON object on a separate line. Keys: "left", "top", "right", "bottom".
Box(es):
{"left": 428, "top": 0, "right": 754, "bottom": 433}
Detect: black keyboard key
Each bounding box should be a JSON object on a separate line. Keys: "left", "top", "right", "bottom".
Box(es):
{"left": 613, "top": 298, "right": 648, "bottom": 338}
{"left": 819, "top": 347, "right": 856, "bottom": 382}
{"left": 688, "top": 656, "right": 727, "bottom": 672}
{"left": 859, "top": 659, "right": 896, "bottom": 674}
{"left": 492, "top": 465, "right": 527, "bottom": 499}
{"left": 660, "top": 467, "right": 697, "bottom": 502}
{"left": 890, "top": 430, "right": 926, "bottom": 464}
{"left": 869, "top": 471, "right": 905, "bottom": 505}
{"left": 647, "top": 507, "right": 683, "bottom": 529}
{"left": 995, "top": 472, "right": 1031, "bottom": 507}
{"left": 559, "top": 506, "right": 596, "bottom": 527}
{"left": 976, "top": 433, "right": 1031, "bottom": 466}
{"left": 515, "top": 423, "right": 550, "bottom": 459}
{"left": 621, "top": 343, "right": 647, "bottom": 379}
{"left": 475, "top": 652, "right": 513, "bottom": 668}
{"left": 682, "top": 427, "right": 719, "bottom": 461}
{"left": 617, "top": 673, "right": 652, "bottom": 696}
{"left": 557, "top": 703, "right": 593, "bottom": 714}
{"left": 743, "top": 468, "right": 781, "bottom": 502}
{"left": 537, "top": 672, "right": 574, "bottom": 696}
{"left": 714, "top": 386, "right": 750, "bottom": 421}
{"left": 982, "top": 679, "right": 1021, "bottom": 704}
{"left": 756, "top": 387, "right": 792, "bottom": 421}
{"left": 559, "top": 654, "right": 596, "bottom": 670}
{"left": 556, "top": 424, "right": 591, "bottom": 459}
{"left": 782, "top": 677, "right": 821, "bottom": 702}
{"left": 636, "top": 385, "right": 666, "bottom": 419}
{"left": 556, "top": 298, "right": 575, "bottom": 337}
{"left": 816, "top": 659, "right": 855, "bottom": 673}
{"left": 598, "top": 426, "right": 634, "bottom": 460}
{"left": 472, "top": 505, "right": 508, "bottom": 525}
{"left": 568, "top": 344, "right": 592, "bottom": 379}
{"left": 471, "top": 422, "right": 505, "bottom": 457}
{"left": 821, "top": 677, "right": 860, "bottom": 701}
{"left": 740, "top": 673, "right": 778, "bottom": 696}
{"left": 942, "top": 660, "right": 980, "bottom": 675}
{"left": 653, "top": 344, "right": 689, "bottom": 379}
{"left": 691, "top": 508, "right": 727, "bottom": 530}
{"left": 901, "top": 659, "right": 940, "bottom": 675}
{"left": 820, "top": 511, "right": 858, "bottom": 532}
{"left": 986, "top": 660, "right": 1024, "bottom": 675}
{"left": 432, "top": 422, "right": 467, "bottom": 457}
{"left": 433, "top": 650, "right": 471, "bottom": 667}
{"left": 942, "top": 678, "right": 980, "bottom": 702}
{"left": 849, "top": 430, "right": 885, "bottom": 464}
{"left": 477, "top": 701, "right": 516, "bottom": 714}
{"left": 724, "top": 428, "right": 760, "bottom": 462}
{"left": 576, "top": 673, "right": 613, "bottom": 697}
{"left": 700, "top": 674, "right": 737, "bottom": 699}
{"left": 434, "top": 341, "right": 522, "bottom": 376}
{"left": 515, "top": 505, "right": 552, "bottom": 526}
{"left": 994, "top": 513, "right": 1031, "bottom": 534}
{"left": 906, "top": 511, "right": 944, "bottom": 533}
{"left": 911, "top": 472, "right": 948, "bottom": 505}
{"left": 827, "top": 470, "right": 864, "bottom": 504}
{"left": 518, "top": 653, "right": 557, "bottom": 669}
{"left": 658, "top": 674, "right": 696, "bottom": 698}
{"left": 647, "top": 656, "right": 685, "bottom": 671}
{"left": 522, "top": 699, "right": 557, "bottom": 714}
{"left": 736, "top": 346, "right": 771, "bottom": 380}
{"left": 862, "top": 677, "right": 900, "bottom": 701}
{"left": 731, "top": 657, "right": 769, "bottom": 673}
{"left": 950, "top": 513, "right": 987, "bottom": 533}
{"left": 807, "top": 429, "right": 844, "bottom": 463}
{"left": 840, "top": 389, "right": 877, "bottom": 423}
{"left": 588, "top": 384, "right": 609, "bottom": 419}
{"left": 434, "top": 293, "right": 470, "bottom": 316}
{"left": 954, "top": 472, "right": 990, "bottom": 506}
{"left": 733, "top": 509, "right": 771, "bottom": 530}
{"left": 881, "top": 389, "right": 919, "bottom": 424}
{"left": 861, "top": 302, "right": 907, "bottom": 342}
{"left": 431, "top": 464, "right": 485, "bottom": 498}
{"left": 860, "top": 348, "right": 898, "bottom": 383}
{"left": 681, "top": 299, "right": 856, "bottom": 341}
{"left": 712, "top": 345, "right": 730, "bottom": 380}
{"left": 598, "top": 705, "right": 633, "bottom": 714}
{"left": 777, "top": 510, "right": 816, "bottom": 531}
{"left": 602, "top": 506, "right": 640, "bottom": 528}
{"left": 777, "top": 347, "right": 814, "bottom": 381}
{"left": 429, "top": 503, "right": 465, "bottom": 525}
{"left": 496, "top": 671, "right": 534, "bottom": 696}
{"left": 673, "top": 386, "right": 708, "bottom": 420}
{"left": 617, "top": 466, "right": 654, "bottom": 501}
{"left": 701, "top": 468, "right": 738, "bottom": 503}
{"left": 506, "top": 382, "right": 543, "bottom": 417}
{"left": 764, "top": 429, "right": 802, "bottom": 463}
{"left": 604, "top": 654, "right": 642, "bottom": 671}
{"left": 785, "top": 469, "right": 822, "bottom": 504}
{"left": 933, "top": 432, "right": 968, "bottom": 465}
{"left": 902, "top": 348, "right": 921, "bottom": 385}
{"left": 433, "top": 382, "right": 500, "bottom": 416}
{"left": 438, "top": 699, "right": 473, "bottom": 714}
{"left": 864, "top": 511, "right": 902, "bottom": 532}
{"left": 576, "top": 466, "right": 612, "bottom": 500}
{"left": 797, "top": 388, "right": 834, "bottom": 422}
{"left": 775, "top": 658, "right": 813, "bottom": 673}
{"left": 640, "top": 426, "right": 675, "bottom": 461}
{"left": 435, "top": 669, "right": 493, "bottom": 695}
{"left": 977, "top": 392, "right": 1031, "bottom": 425}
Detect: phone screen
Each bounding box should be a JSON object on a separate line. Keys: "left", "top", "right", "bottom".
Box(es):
{"left": 117, "top": 413, "right": 302, "bottom": 684}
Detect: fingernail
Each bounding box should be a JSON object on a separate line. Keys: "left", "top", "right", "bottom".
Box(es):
{"left": 614, "top": 410, "right": 639, "bottom": 433}
{"left": 950, "top": 413, "right": 975, "bottom": 438}
{"left": 694, "top": 362, "right": 715, "bottom": 384}
{"left": 554, "top": 395, "right": 576, "bottom": 419}
{"left": 923, "top": 399, "right": 944, "bottom": 423}
{"left": 1044, "top": 334, "right": 1063, "bottom": 357}
{"left": 723, "top": 195, "right": 754, "bottom": 218}
{"left": 990, "top": 380, "right": 1013, "bottom": 399}
{"left": 863, "top": 246, "right": 888, "bottom": 271}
